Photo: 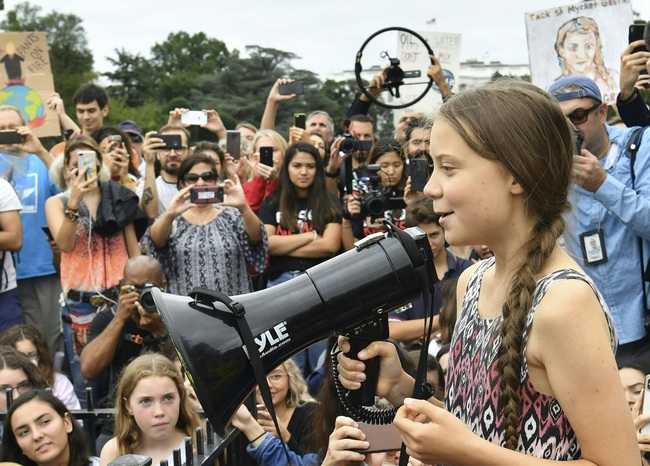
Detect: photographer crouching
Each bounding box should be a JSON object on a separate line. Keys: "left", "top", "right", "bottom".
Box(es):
{"left": 79, "top": 255, "right": 174, "bottom": 453}
{"left": 341, "top": 138, "right": 407, "bottom": 250}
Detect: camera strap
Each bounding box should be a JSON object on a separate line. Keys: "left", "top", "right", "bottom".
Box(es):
{"left": 189, "top": 287, "right": 293, "bottom": 465}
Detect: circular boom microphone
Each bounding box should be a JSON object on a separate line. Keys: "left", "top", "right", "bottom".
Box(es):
{"left": 151, "top": 223, "right": 435, "bottom": 440}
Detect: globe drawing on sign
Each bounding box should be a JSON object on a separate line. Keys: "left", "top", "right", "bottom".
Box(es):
{"left": 0, "top": 83, "right": 46, "bottom": 129}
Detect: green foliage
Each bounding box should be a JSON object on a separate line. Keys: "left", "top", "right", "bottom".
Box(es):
{"left": 103, "top": 97, "right": 166, "bottom": 133}
{"left": 0, "top": 2, "right": 95, "bottom": 104}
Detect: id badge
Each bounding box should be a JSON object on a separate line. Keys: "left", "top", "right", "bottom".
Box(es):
{"left": 579, "top": 229, "right": 608, "bottom": 266}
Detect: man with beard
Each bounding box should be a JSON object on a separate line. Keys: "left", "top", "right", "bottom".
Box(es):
{"left": 324, "top": 114, "right": 376, "bottom": 198}
{"left": 140, "top": 125, "right": 191, "bottom": 218}
{"left": 405, "top": 117, "right": 432, "bottom": 163}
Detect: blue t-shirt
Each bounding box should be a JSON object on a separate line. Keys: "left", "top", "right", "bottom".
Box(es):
{"left": 0, "top": 152, "right": 59, "bottom": 279}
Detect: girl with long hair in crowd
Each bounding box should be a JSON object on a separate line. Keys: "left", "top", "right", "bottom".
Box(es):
{"left": 258, "top": 142, "right": 342, "bottom": 374}
{"left": 337, "top": 79, "right": 639, "bottom": 465}
{"left": 0, "top": 390, "right": 98, "bottom": 466}
{"left": 100, "top": 353, "right": 200, "bottom": 466}
{"left": 0, "top": 347, "right": 49, "bottom": 412}
{"left": 0, "top": 324, "right": 80, "bottom": 410}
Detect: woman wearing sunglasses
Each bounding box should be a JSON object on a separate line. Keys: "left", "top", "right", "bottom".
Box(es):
{"left": 144, "top": 155, "right": 268, "bottom": 296}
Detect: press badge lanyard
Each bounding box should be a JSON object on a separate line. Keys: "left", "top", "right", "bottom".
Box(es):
{"left": 579, "top": 144, "right": 617, "bottom": 266}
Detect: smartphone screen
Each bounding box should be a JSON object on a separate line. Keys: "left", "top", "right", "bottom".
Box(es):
{"left": 77, "top": 151, "right": 98, "bottom": 187}
{"left": 226, "top": 130, "right": 241, "bottom": 161}
{"left": 294, "top": 113, "right": 306, "bottom": 129}
{"left": 259, "top": 146, "right": 274, "bottom": 167}
{"left": 409, "top": 158, "right": 429, "bottom": 192}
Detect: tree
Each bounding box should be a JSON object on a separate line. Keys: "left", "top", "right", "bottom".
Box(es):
{"left": 1, "top": 2, "right": 95, "bottom": 104}
{"left": 150, "top": 31, "right": 229, "bottom": 78}
{"left": 104, "top": 49, "right": 156, "bottom": 107}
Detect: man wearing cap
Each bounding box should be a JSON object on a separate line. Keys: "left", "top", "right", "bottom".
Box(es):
{"left": 549, "top": 75, "right": 650, "bottom": 365}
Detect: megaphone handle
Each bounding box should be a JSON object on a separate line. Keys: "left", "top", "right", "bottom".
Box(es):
{"left": 347, "top": 336, "right": 380, "bottom": 406}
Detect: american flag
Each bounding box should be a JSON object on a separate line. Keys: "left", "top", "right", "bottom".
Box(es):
{"left": 426, "top": 18, "right": 436, "bottom": 25}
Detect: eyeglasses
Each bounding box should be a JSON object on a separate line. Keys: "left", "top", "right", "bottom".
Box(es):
{"left": 158, "top": 147, "right": 189, "bottom": 156}
{"left": 266, "top": 373, "right": 287, "bottom": 384}
{"left": 0, "top": 381, "right": 32, "bottom": 396}
{"left": 183, "top": 172, "right": 217, "bottom": 185}
{"left": 565, "top": 103, "right": 601, "bottom": 125}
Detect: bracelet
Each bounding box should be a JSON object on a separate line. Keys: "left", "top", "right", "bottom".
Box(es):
{"left": 325, "top": 167, "right": 340, "bottom": 178}
{"left": 251, "top": 432, "right": 266, "bottom": 443}
{"left": 312, "top": 230, "right": 318, "bottom": 241}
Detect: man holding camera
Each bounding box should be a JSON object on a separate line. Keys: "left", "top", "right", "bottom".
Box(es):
{"left": 80, "top": 256, "right": 171, "bottom": 383}
{"left": 549, "top": 76, "right": 650, "bottom": 365}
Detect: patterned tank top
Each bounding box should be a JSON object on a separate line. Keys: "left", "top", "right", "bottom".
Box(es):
{"left": 444, "top": 258, "right": 616, "bottom": 460}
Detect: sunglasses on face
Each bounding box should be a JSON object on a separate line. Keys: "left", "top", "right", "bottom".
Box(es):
{"left": 183, "top": 172, "right": 217, "bottom": 184}
{"left": 565, "top": 103, "right": 600, "bottom": 125}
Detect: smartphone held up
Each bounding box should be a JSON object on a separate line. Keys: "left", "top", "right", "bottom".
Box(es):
{"left": 190, "top": 186, "right": 224, "bottom": 204}
{"left": 77, "top": 150, "right": 98, "bottom": 188}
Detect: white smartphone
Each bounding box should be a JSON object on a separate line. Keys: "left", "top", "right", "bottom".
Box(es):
{"left": 641, "top": 375, "right": 650, "bottom": 434}
{"left": 77, "top": 150, "right": 98, "bottom": 187}
{"left": 181, "top": 110, "right": 208, "bottom": 126}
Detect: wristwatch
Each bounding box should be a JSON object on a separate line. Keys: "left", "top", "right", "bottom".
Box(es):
{"left": 64, "top": 208, "right": 79, "bottom": 222}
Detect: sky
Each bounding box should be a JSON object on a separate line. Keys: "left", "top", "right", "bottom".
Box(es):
{"left": 3, "top": 0, "right": 649, "bottom": 79}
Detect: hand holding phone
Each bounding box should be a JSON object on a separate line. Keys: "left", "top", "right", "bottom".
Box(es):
{"left": 153, "top": 134, "right": 182, "bottom": 150}
{"left": 641, "top": 375, "right": 650, "bottom": 434}
{"left": 294, "top": 113, "right": 306, "bottom": 129}
{"left": 0, "top": 130, "right": 25, "bottom": 145}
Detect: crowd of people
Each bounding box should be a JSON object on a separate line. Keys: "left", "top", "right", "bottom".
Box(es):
{"left": 0, "top": 21, "right": 648, "bottom": 466}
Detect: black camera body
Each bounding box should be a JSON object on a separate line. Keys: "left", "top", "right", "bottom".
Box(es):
{"left": 340, "top": 132, "right": 373, "bottom": 154}
{"left": 135, "top": 284, "right": 157, "bottom": 312}
{"left": 357, "top": 165, "right": 405, "bottom": 219}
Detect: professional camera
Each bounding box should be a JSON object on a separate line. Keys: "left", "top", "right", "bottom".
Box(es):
{"left": 339, "top": 131, "right": 373, "bottom": 155}
{"left": 134, "top": 284, "right": 157, "bottom": 312}
{"left": 357, "top": 164, "right": 406, "bottom": 219}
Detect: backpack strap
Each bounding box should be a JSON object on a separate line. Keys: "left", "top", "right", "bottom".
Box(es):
{"left": 626, "top": 126, "right": 649, "bottom": 188}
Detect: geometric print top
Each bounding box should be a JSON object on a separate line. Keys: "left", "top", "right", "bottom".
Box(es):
{"left": 445, "top": 258, "right": 616, "bottom": 460}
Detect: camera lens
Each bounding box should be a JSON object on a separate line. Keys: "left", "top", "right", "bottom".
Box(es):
{"left": 140, "top": 289, "right": 157, "bottom": 313}
{"left": 341, "top": 136, "right": 357, "bottom": 154}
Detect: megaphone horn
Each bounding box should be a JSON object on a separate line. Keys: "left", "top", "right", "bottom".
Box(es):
{"left": 151, "top": 224, "right": 434, "bottom": 442}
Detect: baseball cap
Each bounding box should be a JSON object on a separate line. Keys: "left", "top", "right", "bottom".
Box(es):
{"left": 547, "top": 76, "right": 602, "bottom": 103}
{"left": 118, "top": 120, "right": 144, "bottom": 141}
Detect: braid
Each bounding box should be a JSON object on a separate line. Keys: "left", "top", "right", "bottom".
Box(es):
{"left": 497, "top": 215, "right": 566, "bottom": 450}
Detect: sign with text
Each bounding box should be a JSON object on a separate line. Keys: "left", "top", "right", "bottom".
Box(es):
{"left": 526, "top": 0, "right": 633, "bottom": 105}
{"left": 393, "top": 30, "right": 461, "bottom": 119}
{"left": 0, "top": 32, "right": 59, "bottom": 137}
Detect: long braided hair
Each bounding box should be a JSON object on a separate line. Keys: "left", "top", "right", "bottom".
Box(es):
{"left": 437, "top": 79, "right": 574, "bottom": 449}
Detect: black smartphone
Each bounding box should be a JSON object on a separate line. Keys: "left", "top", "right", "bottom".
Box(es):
{"left": 190, "top": 186, "right": 224, "bottom": 204}
{"left": 226, "top": 130, "right": 241, "bottom": 161}
{"left": 41, "top": 226, "right": 54, "bottom": 241}
{"left": 279, "top": 81, "right": 304, "bottom": 96}
{"left": 294, "top": 113, "right": 306, "bottom": 129}
{"left": 629, "top": 24, "right": 648, "bottom": 54}
{"left": 259, "top": 146, "right": 274, "bottom": 167}
{"left": 409, "top": 157, "right": 429, "bottom": 192}
{"left": 153, "top": 133, "right": 182, "bottom": 150}
{"left": 0, "top": 130, "right": 25, "bottom": 145}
